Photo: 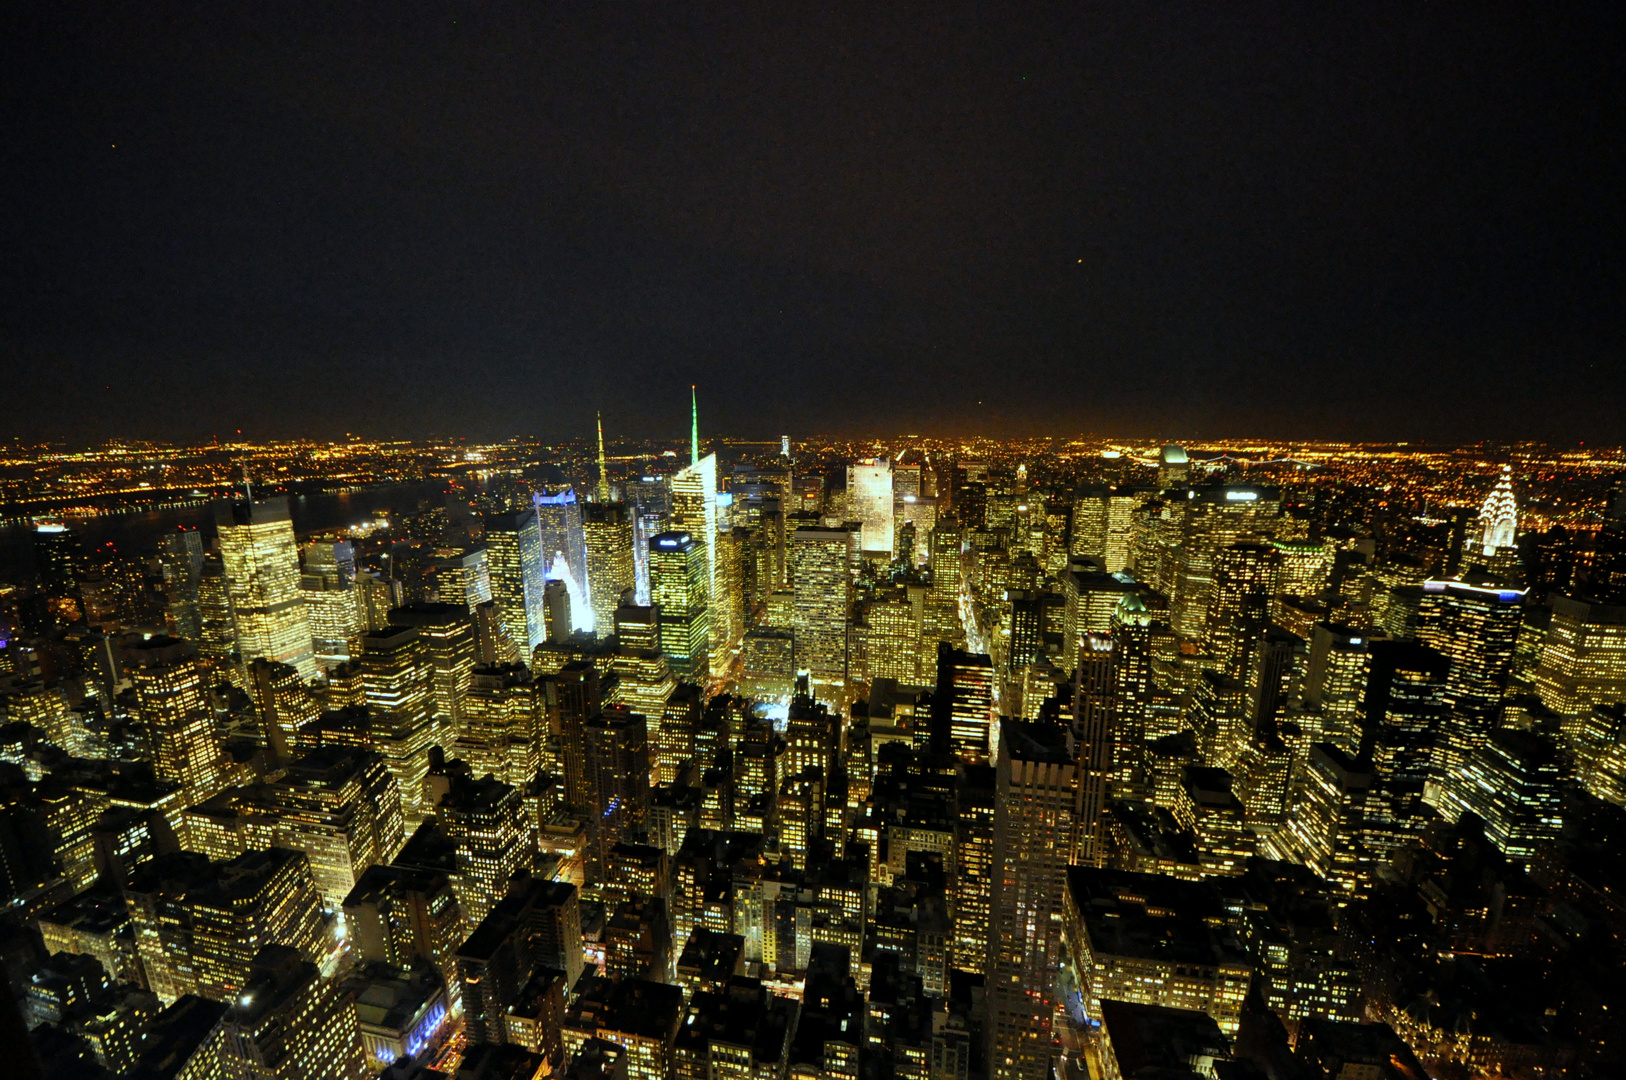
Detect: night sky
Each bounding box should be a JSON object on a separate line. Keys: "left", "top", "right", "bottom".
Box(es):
{"left": 5, "top": 3, "right": 1625, "bottom": 445}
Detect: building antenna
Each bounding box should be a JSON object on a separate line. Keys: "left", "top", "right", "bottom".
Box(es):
{"left": 690, "top": 385, "right": 700, "bottom": 466}
{"left": 595, "top": 411, "right": 612, "bottom": 504}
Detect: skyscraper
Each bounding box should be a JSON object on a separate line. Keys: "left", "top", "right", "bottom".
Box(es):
{"left": 1477, "top": 465, "right": 1519, "bottom": 557}
{"left": 848, "top": 458, "right": 895, "bottom": 557}
{"left": 216, "top": 497, "right": 318, "bottom": 681}
{"left": 583, "top": 501, "right": 636, "bottom": 640}
{"left": 220, "top": 945, "right": 367, "bottom": 1080}
{"left": 990, "top": 721, "right": 1080, "bottom": 1080}
{"left": 158, "top": 527, "right": 205, "bottom": 642}
{"left": 792, "top": 526, "right": 855, "bottom": 701}
{"left": 649, "top": 531, "right": 711, "bottom": 681}
{"left": 126, "top": 635, "right": 221, "bottom": 806}
{"left": 932, "top": 643, "right": 997, "bottom": 764}
{"left": 534, "top": 487, "right": 592, "bottom": 633}
{"left": 484, "top": 508, "right": 548, "bottom": 661}
{"left": 360, "top": 628, "right": 438, "bottom": 822}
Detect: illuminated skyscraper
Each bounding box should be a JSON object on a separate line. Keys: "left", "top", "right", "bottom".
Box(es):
{"left": 848, "top": 458, "right": 895, "bottom": 557}
{"left": 301, "top": 546, "right": 364, "bottom": 673}
{"left": 1205, "top": 541, "right": 1279, "bottom": 678}
{"left": 388, "top": 602, "right": 478, "bottom": 734}
{"left": 440, "top": 773, "right": 532, "bottom": 931}
{"left": 216, "top": 497, "right": 318, "bottom": 681}
{"left": 1416, "top": 577, "right": 1524, "bottom": 789}
{"left": 931, "top": 643, "right": 996, "bottom": 764}
{"left": 158, "top": 527, "right": 206, "bottom": 642}
{"left": 484, "top": 508, "right": 548, "bottom": 660}
{"left": 1073, "top": 634, "right": 1115, "bottom": 866}
{"left": 1434, "top": 729, "right": 1563, "bottom": 867}
{"left": 220, "top": 945, "right": 367, "bottom": 1080}
{"left": 649, "top": 531, "right": 711, "bottom": 681}
{"left": 33, "top": 522, "right": 84, "bottom": 598}
{"left": 198, "top": 553, "right": 238, "bottom": 667}
{"left": 1533, "top": 594, "right": 1626, "bottom": 720}
{"left": 990, "top": 721, "right": 1080, "bottom": 1080}
{"left": 534, "top": 487, "right": 592, "bottom": 633}
{"left": 460, "top": 664, "right": 543, "bottom": 786}
{"left": 126, "top": 635, "right": 221, "bottom": 806}
{"left": 595, "top": 411, "right": 614, "bottom": 504}
{"left": 360, "top": 628, "right": 438, "bottom": 822}
{"left": 583, "top": 501, "right": 636, "bottom": 640}
{"left": 792, "top": 526, "right": 855, "bottom": 701}
{"left": 1477, "top": 465, "right": 1519, "bottom": 556}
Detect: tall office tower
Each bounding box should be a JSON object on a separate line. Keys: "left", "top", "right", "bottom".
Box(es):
{"left": 1476, "top": 465, "right": 1519, "bottom": 558}
{"left": 440, "top": 774, "right": 532, "bottom": 930}
{"left": 931, "top": 644, "right": 997, "bottom": 764}
{"left": 848, "top": 458, "right": 896, "bottom": 557}
{"left": 712, "top": 527, "right": 748, "bottom": 669}
{"left": 33, "top": 522, "right": 84, "bottom": 597}
{"left": 1167, "top": 486, "right": 1281, "bottom": 645}
{"left": 1589, "top": 480, "right": 1626, "bottom": 603}
{"left": 216, "top": 496, "right": 318, "bottom": 682}
{"left": 159, "top": 527, "right": 206, "bottom": 641}
{"left": 1246, "top": 625, "right": 1303, "bottom": 734}
{"left": 894, "top": 494, "right": 938, "bottom": 567}
{"left": 248, "top": 657, "right": 319, "bottom": 759}
{"left": 220, "top": 945, "right": 367, "bottom": 1080}
{"left": 866, "top": 590, "right": 925, "bottom": 683}
{"left": 187, "top": 847, "right": 328, "bottom": 1002}
{"left": 261, "top": 746, "right": 406, "bottom": 911}
{"left": 951, "top": 764, "right": 996, "bottom": 975}
{"left": 543, "top": 579, "right": 573, "bottom": 643}
{"left": 649, "top": 531, "right": 711, "bottom": 680}
{"left": 582, "top": 707, "right": 652, "bottom": 878}
{"left": 1205, "top": 542, "right": 1279, "bottom": 678}
{"left": 595, "top": 412, "right": 614, "bottom": 504}
{"left": 301, "top": 566, "right": 364, "bottom": 672}
{"left": 792, "top": 526, "right": 856, "bottom": 701}
{"left": 1416, "top": 578, "right": 1524, "bottom": 789}
{"left": 1073, "top": 635, "right": 1115, "bottom": 867}
{"left": 533, "top": 488, "right": 592, "bottom": 632}
{"left": 1434, "top": 730, "right": 1562, "bottom": 867}
{"left": 126, "top": 635, "right": 221, "bottom": 806}
{"left": 1072, "top": 488, "right": 1110, "bottom": 562}
{"left": 460, "top": 665, "right": 542, "bottom": 786}
{"left": 1285, "top": 744, "right": 1373, "bottom": 896}
{"left": 1533, "top": 594, "right": 1626, "bottom": 719}
{"left": 1060, "top": 560, "right": 1137, "bottom": 669}
{"left": 1004, "top": 589, "right": 1045, "bottom": 677}
{"left": 198, "top": 553, "right": 238, "bottom": 666}
{"left": 389, "top": 602, "right": 477, "bottom": 734}
{"left": 1110, "top": 594, "right": 1154, "bottom": 799}
{"left": 484, "top": 508, "right": 548, "bottom": 661}
{"left": 1158, "top": 444, "right": 1191, "bottom": 487}
{"left": 360, "top": 628, "right": 437, "bottom": 822}
{"left": 1359, "top": 641, "right": 1450, "bottom": 858}
{"left": 343, "top": 864, "right": 464, "bottom": 980}
{"left": 436, "top": 547, "right": 492, "bottom": 611}
{"left": 990, "top": 721, "right": 1081, "bottom": 1080}
{"left": 1271, "top": 539, "right": 1333, "bottom": 598}
{"left": 1302, "top": 623, "right": 1372, "bottom": 757}
{"left": 303, "top": 537, "right": 356, "bottom": 585}
{"left": 583, "top": 501, "right": 635, "bottom": 639}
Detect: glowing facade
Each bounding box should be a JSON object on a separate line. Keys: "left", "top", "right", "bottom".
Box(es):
{"left": 1478, "top": 465, "right": 1519, "bottom": 556}
{"left": 216, "top": 497, "right": 318, "bottom": 681}
{"left": 848, "top": 457, "right": 895, "bottom": 557}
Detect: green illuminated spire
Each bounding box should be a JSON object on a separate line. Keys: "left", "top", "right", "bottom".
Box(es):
{"left": 690, "top": 385, "right": 699, "bottom": 466}
{"left": 594, "top": 412, "right": 612, "bottom": 504}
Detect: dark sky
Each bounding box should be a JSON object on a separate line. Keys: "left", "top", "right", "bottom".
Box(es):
{"left": 5, "top": 3, "right": 1625, "bottom": 446}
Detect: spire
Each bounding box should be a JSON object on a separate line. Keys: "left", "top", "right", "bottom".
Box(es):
{"left": 1478, "top": 464, "right": 1518, "bottom": 555}
{"left": 595, "top": 412, "right": 612, "bottom": 504}
{"left": 690, "top": 385, "right": 700, "bottom": 466}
